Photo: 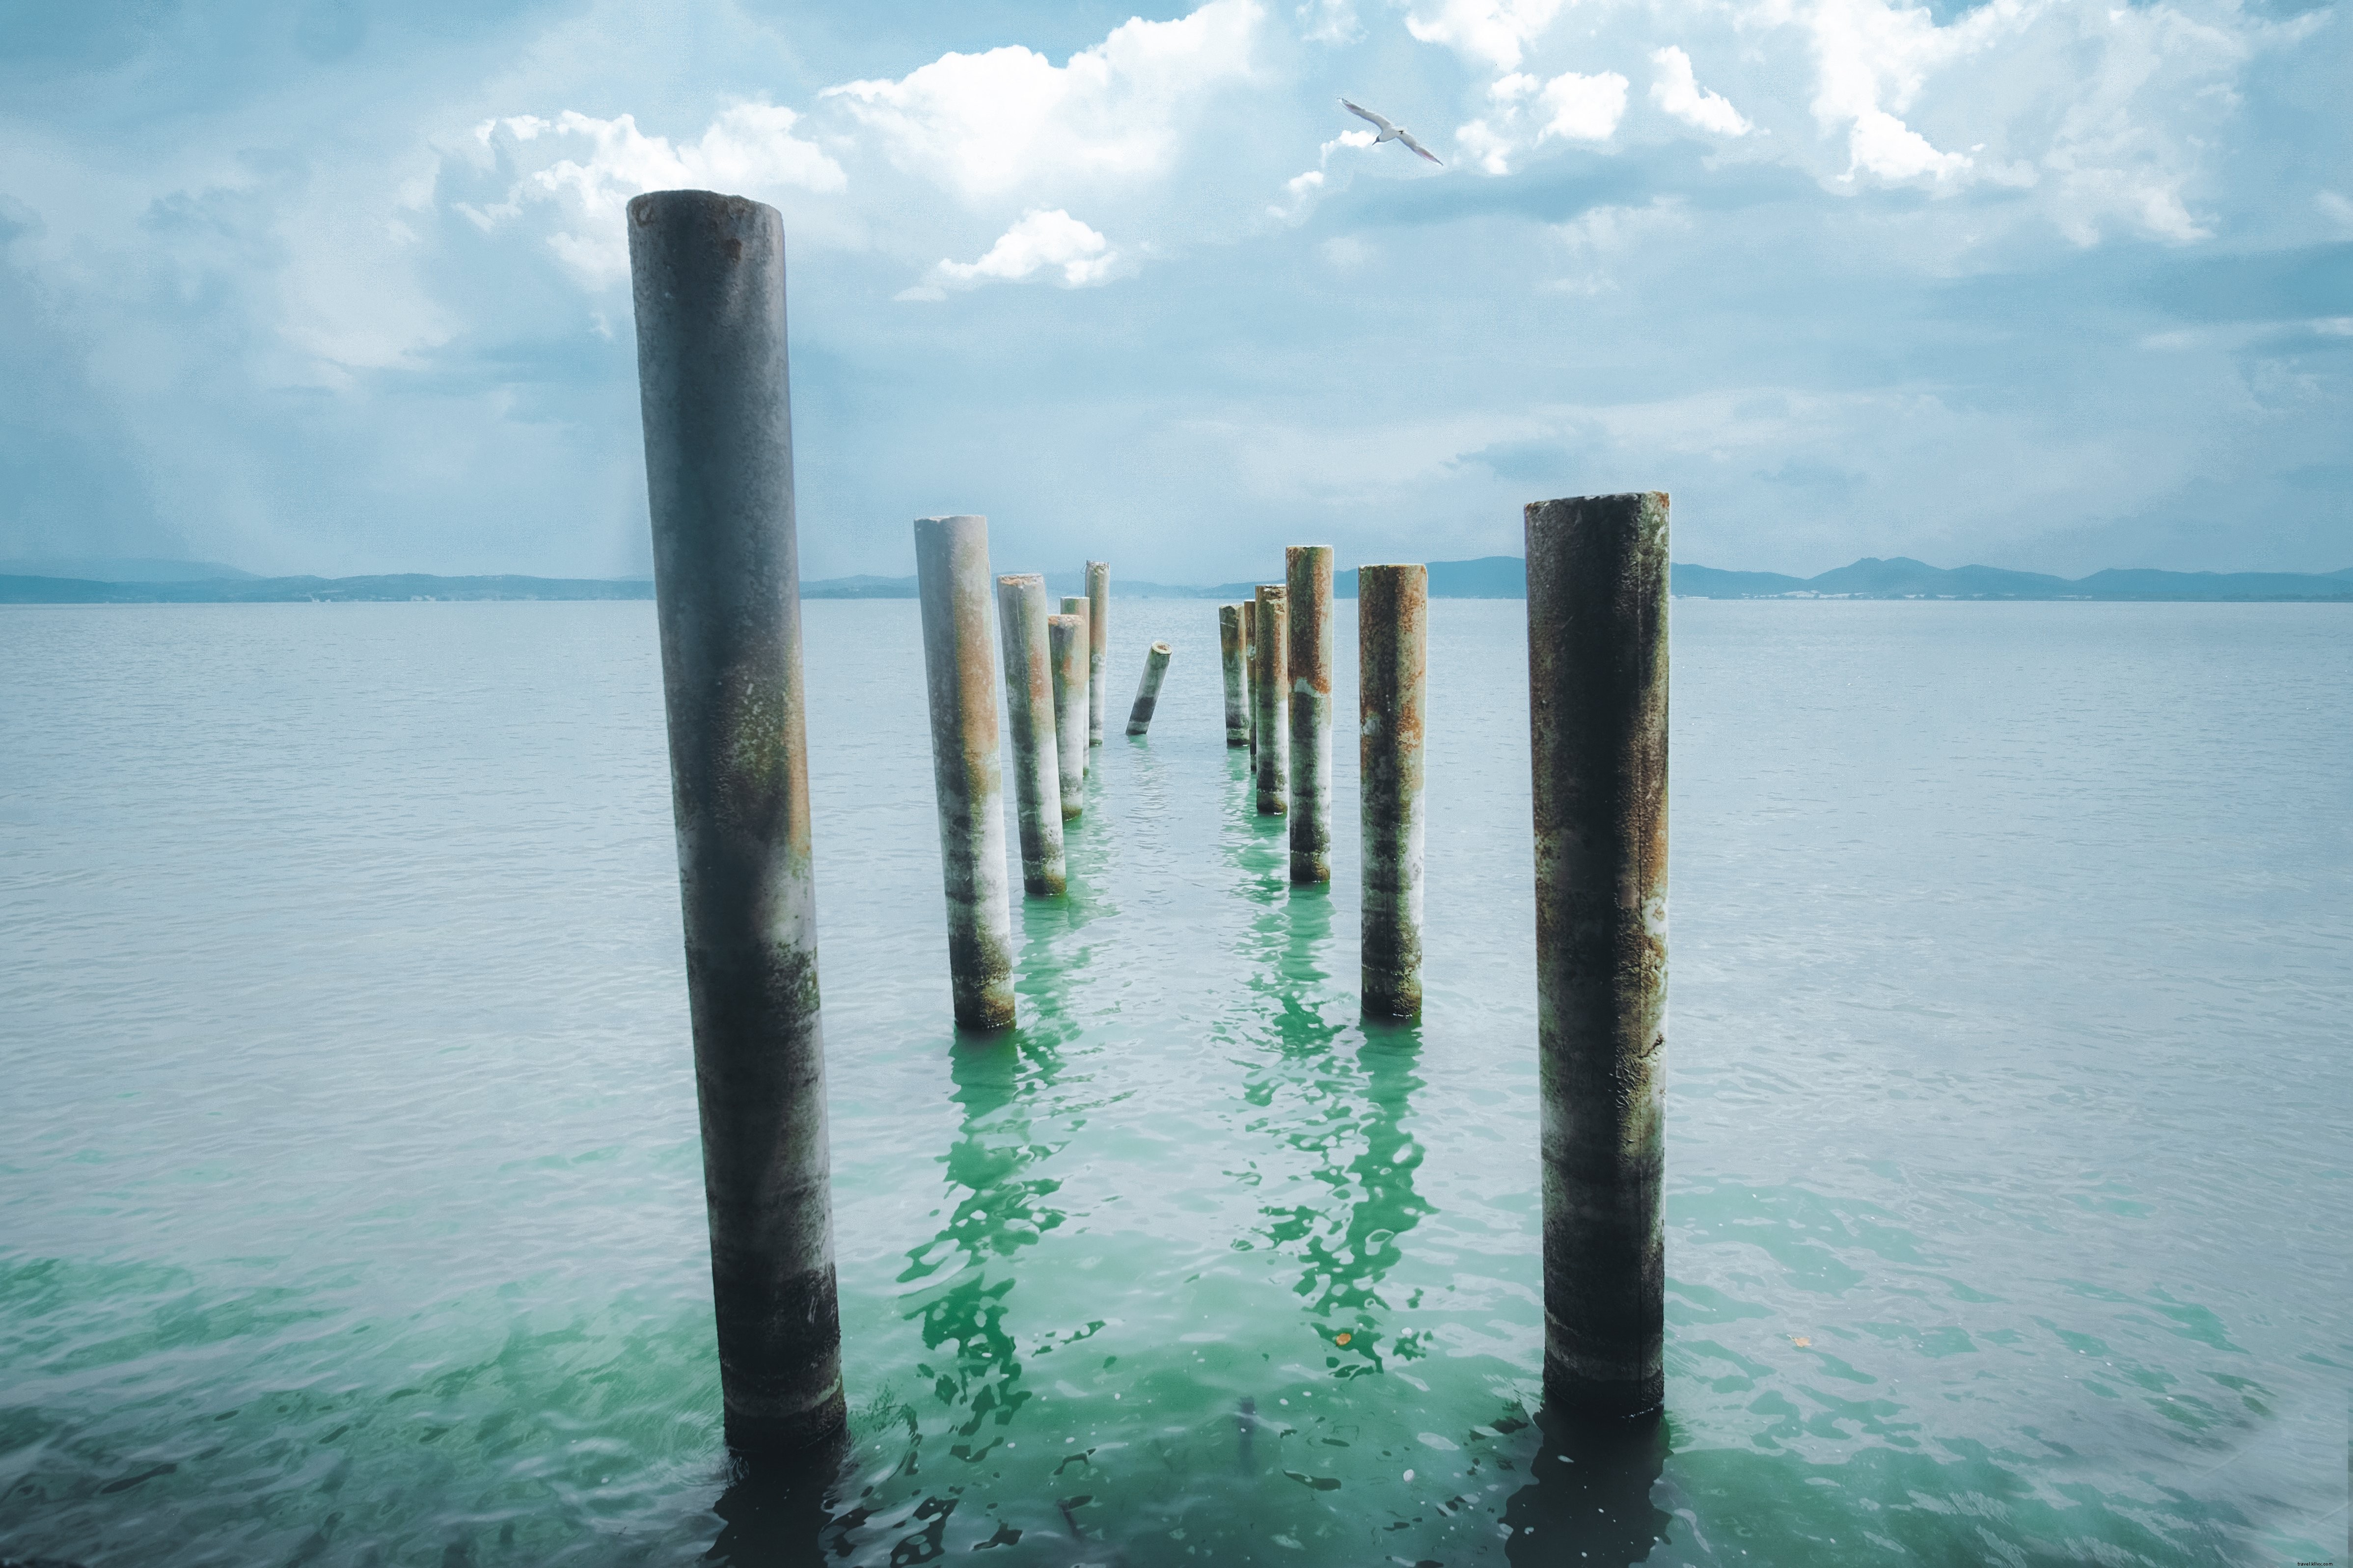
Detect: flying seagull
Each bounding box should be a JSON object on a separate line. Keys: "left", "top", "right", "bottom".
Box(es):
{"left": 1341, "top": 98, "right": 1443, "bottom": 165}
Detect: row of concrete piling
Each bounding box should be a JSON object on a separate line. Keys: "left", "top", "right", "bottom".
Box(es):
{"left": 1214, "top": 550, "right": 1429, "bottom": 1020}
{"left": 626, "top": 188, "right": 1667, "bottom": 1459}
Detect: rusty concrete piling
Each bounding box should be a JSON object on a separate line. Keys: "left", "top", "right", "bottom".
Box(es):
{"left": 914, "top": 516, "right": 1016, "bottom": 1032}
{"left": 1049, "top": 612, "right": 1088, "bottom": 816}
{"left": 625, "top": 188, "right": 843, "bottom": 1453}
{"left": 1286, "top": 546, "right": 1336, "bottom": 883}
{"left": 994, "top": 572, "right": 1066, "bottom": 898}
{"left": 1219, "top": 606, "right": 1248, "bottom": 746}
{"left": 1087, "top": 561, "right": 1109, "bottom": 746}
{"left": 1241, "top": 597, "right": 1259, "bottom": 762}
{"left": 1126, "top": 642, "right": 1173, "bottom": 735}
{"left": 1358, "top": 565, "right": 1428, "bottom": 1019}
{"left": 1526, "top": 491, "right": 1670, "bottom": 1423}
{"left": 1252, "top": 583, "right": 1289, "bottom": 815}
{"left": 1059, "top": 596, "right": 1093, "bottom": 773}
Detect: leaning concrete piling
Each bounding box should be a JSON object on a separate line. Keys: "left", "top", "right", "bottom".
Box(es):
{"left": 1126, "top": 642, "right": 1173, "bottom": 735}
{"left": 625, "top": 188, "right": 843, "bottom": 1453}
{"left": 995, "top": 573, "right": 1066, "bottom": 898}
{"left": 1526, "top": 491, "right": 1670, "bottom": 1423}
{"left": 1252, "top": 583, "right": 1289, "bottom": 815}
{"left": 1286, "top": 546, "right": 1335, "bottom": 883}
{"left": 1358, "top": 565, "right": 1428, "bottom": 1019}
{"left": 1219, "top": 606, "right": 1248, "bottom": 746}
{"left": 1049, "top": 613, "right": 1088, "bottom": 816}
{"left": 1241, "top": 597, "right": 1259, "bottom": 762}
{"left": 1087, "top": 561, "right": 1109, "bottom": 746}
{"left": 915, "top": 516, "right": 1017, "bottom": 1032}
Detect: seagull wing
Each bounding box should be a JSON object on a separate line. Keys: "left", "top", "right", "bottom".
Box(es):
{"left": 1341, "top": 98, "right": 1397, "bottom": 136}
{"left": 1397, "top": 128, "right": 1444, "bottom": 165}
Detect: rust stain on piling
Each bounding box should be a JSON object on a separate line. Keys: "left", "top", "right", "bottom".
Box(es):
{"left": 1358, "top": 563, "right": 1427, "bottom": 1019}
{"left": 1252, "top": 583, "right": 1289, "bottom": 815}
{"left": 1286, "top": 546, "right": 1335, "bottom": 883}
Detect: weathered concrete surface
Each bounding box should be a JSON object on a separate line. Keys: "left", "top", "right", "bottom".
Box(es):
{"left": 1059, "top": 596, "right": 1093, "bottom": 775}
{"left": 994, "top": 573, "right": 1067, "bottom": 897}
{"left": 1219, "top": 605, "right": 1248, "bottom": 746}
{"left": 1086, "top": 561, "right": 1109, "bottom": 746}
{"left": 915, "top": 517, "right": 1016, "bottom": 1032}
{"left": 1125, "top": 641, "right": 1173, "bottom": 735}
{"left": 1526, "top": 490, "right": 1669, "bottom": 1423}
{"left": 1241, "top": 597, "right": 1259, "bottom": 763}
{"left": 1252, "top": 583, "right": 1289, "bottom": 815}
{"left": 1358, "top": 564, "right": 1427, "bottom": 1019}
{"left": 626, "top": 188, "right": 843, "bottom": 1454}
{"left": 1049, "top": 612, "right": 1088, "bottom": 817}
{"left": 1286, "top": 546, "right": 1335, "bottom": 884}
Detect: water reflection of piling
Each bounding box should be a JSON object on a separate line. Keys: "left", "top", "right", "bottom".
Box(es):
{"left": 1500, "top": 1408, "right": 1670, "bottom": 1564}
{"left": 1526, "top": 491, "right": 1670, "bottom": 1422}
{"left": 1252, "top": 584, "right": 1289, "bottom": 816}
{"left": 898, "top": 1040, "right": 1068, "bottom": 1460}
{"left": 1358, "top": 565, "right": 1427, "bottom": 1020}
{"left": 1286, "top": 546, "right": 1335, "bottom": 883}
{"left": 625, "top": 188, "right": 843, "bottom": 1453}
{"left": 1049, "top": 613, "right": 1088, "bottom": 817}
{"left": 1219, "top": 606, "right": 1248, "bottom": 747}
{"left": 1124, "top": 642, "right": 1172, "bottom": 736}
{"left": 994, "top": 573, "right": 1066, "bottom": 898}
{"left": 1086, "top": 561, "right": 1109, "bottom": 747}
{"left": 916, "top": 515, "right": 1016, "bottom": 1032}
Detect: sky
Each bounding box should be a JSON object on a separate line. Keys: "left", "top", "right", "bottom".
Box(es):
{"left": 0, "top": 0, "right": 2347, "bottom": 583}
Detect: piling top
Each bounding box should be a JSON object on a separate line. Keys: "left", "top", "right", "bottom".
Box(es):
{"left": 998, "top": 572, "right": 1044, "bottom": 589}
{"left": 1150, "top": 641, "right": 1171, "bottom": 654}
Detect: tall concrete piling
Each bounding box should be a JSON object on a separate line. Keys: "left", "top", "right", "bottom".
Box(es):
{"left": 1219, "top": 606, "right": 1248, "bottom": 746}
{"left": 1060, "top": 596, "right": 1093, "bottom": 775}
{"left": 994, "top": 572, "right": 1067, "bottom": 898}
{"left": 1252, "top": 584, "right": 1289, "bottom": 815}
{"left": 1526, "top": 491, "right": 1670, "bottom": 1422}
{"left": 1125, "top": 642, "right": 1173, "bottom": 735}
{"left": 1286, "top": 546, "right": 1336, "bottom": 883}
{"left": 1358, "top": 565, "right": 1428, "bottom": 1019}
{"left": 915, "top": 516, "right": 1017, "bottom": 1032}
{"left": 1086, "top": 561, "right": 1109, "bottom": 747}
{"left": 1241, "top": 598, "right": 1259, "bottom": 762}
{"left": 625, "top": 189, "right": 843, "bottom": 1453}
{"left": 1048, "top": 612, "right": 1088, "bottom": 816}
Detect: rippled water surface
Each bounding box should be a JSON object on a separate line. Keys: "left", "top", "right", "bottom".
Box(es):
{"left": 1, "top": 598, "right": 2347, "bottom": 1567}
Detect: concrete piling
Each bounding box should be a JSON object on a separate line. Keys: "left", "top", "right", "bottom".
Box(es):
{"left": 1049, "top": 612, "right": 1088, "bottom": 817}
{"left": 625, "top": 188, "right": 843, "bottom": 1453}
{"left": 1252, "top": 583, "right": 1289, "bottom": 816}
{"left": 914, "top": 516, "right": 1016, "bottom": 1032}
{"left": 994, "top": 572, "right": 1067, "bottom": 898}
{"left": 1286, "top": 546, "right": 1335, "bottom": 884}
{"left": 1525, "top": 491, "right": 1670, "bottom": 1423}
{"left": 1087, "top": 561, "right": 1109, "bottom": 746}
{"left": 1125, "top": 642, "right": 1173, "bottom": 735}
{"left": 1358, "top": 565, "right": 1428, "bottom": 1019}
{"left": 1241, "top": 597, "right": 1259, "bottom": 762}
{"left": 1059, "top": 596, "right": 1093, "bottom": 774}
{"left": 1219, "top": 606, "right": 1248, "bottom": 747}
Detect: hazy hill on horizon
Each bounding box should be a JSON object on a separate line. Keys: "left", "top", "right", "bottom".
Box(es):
{"left": 5, "top": 555, "right": 2351, "bottom": 604}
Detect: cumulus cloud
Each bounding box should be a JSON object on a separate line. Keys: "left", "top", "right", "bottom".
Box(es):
{"left": 1456, "top": 68, "right": 1627, "bottom": 173}
{"left": 464, "top": 106, "right": 846, "bottom": 286}
{"left": 1405, "top": 0, "right": 1568, "bottom": 72}
{"left": 1649, "top": 46, "right": 1751, "bottom": 137}
{"left": 824, "top": 0, "right": 1261, "bottom": 204}
{"left": 898, "top": 209, "right": 1119, "bottom": 299}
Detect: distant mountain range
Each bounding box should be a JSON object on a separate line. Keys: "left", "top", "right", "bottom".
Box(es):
{"left": 5, "top": 555, "right": 2350, "bottom": 604}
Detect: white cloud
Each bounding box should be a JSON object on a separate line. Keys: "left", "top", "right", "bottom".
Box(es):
{"left": 1456, "top": 68, "right": 1627, "bottom": 173}
{"left": 899, "top": 209, "right": 1119, "bottom": 300}
{"left": 1405, "top": 0, "right": 1568, "bottom": 71}
{"left": 1649, "top": 46, "right": 1751, "bottom": 137}
{"left": 466, "top": 106, "right": 846, "bottom": 287}
{"left": 1299, "top": 0, "right": 1362, "bottom": 44}
{"left": 824, "top": 0, "right": 1262, "bottom": 204}
{"left": 1539, "top": 71, "right": 1630, "bottom": 142}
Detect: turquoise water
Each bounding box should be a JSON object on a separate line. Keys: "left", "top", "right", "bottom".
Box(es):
{"left": 0, "top": 598, "right": 2346, "bottom": 1566}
